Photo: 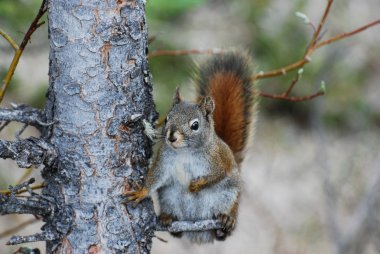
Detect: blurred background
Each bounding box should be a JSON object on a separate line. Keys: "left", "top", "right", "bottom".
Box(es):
{"left": 1, "top": 0, "right": 379, "bottom": 253}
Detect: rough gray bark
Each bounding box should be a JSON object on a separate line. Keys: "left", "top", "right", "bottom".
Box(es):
{"left": 0, "top": 138, "right": 56, "bottom": 168}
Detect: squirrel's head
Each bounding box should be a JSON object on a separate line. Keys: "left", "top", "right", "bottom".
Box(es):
{"left": 163, "top": 87, "right": 215, "bottom": 150}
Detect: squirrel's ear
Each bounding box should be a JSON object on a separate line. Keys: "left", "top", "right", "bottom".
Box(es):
{"left": 172, "top": 87, "right": 182, "bottom": 105}
{"left": 200, "top": 96, "right": 215, "bottom": 116}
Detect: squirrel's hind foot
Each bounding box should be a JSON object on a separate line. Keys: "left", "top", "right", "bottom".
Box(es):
{"left": 215, "top": 213, "right": 236, "bottom": 241}
{"left": 158, "top": 213, "right": 183, "bottom": 238}
{"left": 158, "top": 213, "right": 176, "bottom": 226}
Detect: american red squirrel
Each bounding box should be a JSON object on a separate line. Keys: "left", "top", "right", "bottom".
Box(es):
{"left": 126, "top": 51, "right": 257, "bottom": 243}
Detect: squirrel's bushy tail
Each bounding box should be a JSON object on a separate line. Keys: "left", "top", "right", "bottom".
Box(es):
{"left": 195, "top": 51, "right": 257, "bottom": 165}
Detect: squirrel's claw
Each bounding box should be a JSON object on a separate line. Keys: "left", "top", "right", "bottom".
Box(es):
{"left": 214, "top": 213, "right": 236, "bottom": 241}
{"left": 216, "top": 213, "right": 236, "bottom": 232}
{"left": 124, "top": 185, "right": 149, "bottom": 206}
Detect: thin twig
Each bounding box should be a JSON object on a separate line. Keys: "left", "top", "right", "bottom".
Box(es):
{"left": 0, "top": 121, "right": 10, "bottom": 131}
{"left": 7, "top": 231, "right": 59, "bottom": 245}
{"left": 0, "top": 105, "right": 49, "bottom": 132}
{"left": 253, "top": 4, "right": 380, "bottom": 80}
{"left": 0, "top": 218, "right": 39, "bottom": 240}
{"left": 258, "top": 70, "right": 325, "bottom": 102}
{"left": 284, "top": 72, "right": 302, "bottom": 96}
{"left": 15, "top": 124, "right": 28, "bottom": 140}
{"left": 253, "top": 0, "right": 334, "bottom": 81}
{"left": 307, "top": 21, "right": 317, "bottom": 34}
{"left": 0, "top": 28, "right": 19, "bottom": 51}
{"left": 315, "top": 19, "right": 380, "bottom": 50}
{"left": 0, "top": 0, "right": 47, "bottom": 103}
{"left": 259, "top": 90, "right": 324, "bottom": 102}
{"left": 306, "top": 0, "right": 333, "bottom": 52}
{"left": 0, "top": 183, "right": 46, "bottom": 195}
{"left": 154, "top": 234, "right": 168, "bottom": 243}
{"left": 253, "top": 59, "right": 307, "bottom": 80}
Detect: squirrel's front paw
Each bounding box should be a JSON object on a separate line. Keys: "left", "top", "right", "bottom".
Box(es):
{"left": 189, "top": 177, "right": 207, "bottom": 193}
{"left": 124, "top": 184, "right": 149, "bottom": 206}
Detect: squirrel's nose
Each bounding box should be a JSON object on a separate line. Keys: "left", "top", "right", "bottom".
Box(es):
{"left": 168, "top": 134, "right": 177, "bottom": 143}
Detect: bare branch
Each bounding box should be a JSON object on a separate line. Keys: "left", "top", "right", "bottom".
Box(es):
{"left": 156, "top": 219, "right": 221, "bottom": 233}
{"left": 259, "top": 90, "right": 325, "bottom": 102}
{"left": 7, "top": 231, "right": 59, "bottom": 245}
{"left": 307, "top": 0, "right": 333, "bottom": 51}
{"left": 0, "top": 179, "right": 51, "bottom": 216}
{"left": 0, "top": 137, "right": 57, "bottom": 168}
{"left": 0, "top": 105, "right": 50, "bottom": 129}
{"left": 315, "top": 19, "right": 380, "bottom": 50}
{"left": 253, "top": 3, "right": 380, "bottom": 80}
{"left": 0, "top": 28, "right": 19, "bottom": 51}
{"left": 0, "top": 178, "right": 71, "bottom": 246}
{"left": 0, "top": 120, "right": 10, "bottom": 131}
{"left": 258, "top": 69, "right": 326, "bottom": 102}
{"left": 7, "top": 178, "right": 36, "bottom": 193}
{"left": 0, "top": 183, "right": 46, "bottom": 195}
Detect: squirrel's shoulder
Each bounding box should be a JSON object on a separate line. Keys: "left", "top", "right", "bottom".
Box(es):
{"left": 207, "top": 137, "right": 238, "bottom": 174}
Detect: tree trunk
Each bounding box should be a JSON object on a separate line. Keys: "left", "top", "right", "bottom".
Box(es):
{"left": 44, "top": 0, "right": 157, "bottom": 253}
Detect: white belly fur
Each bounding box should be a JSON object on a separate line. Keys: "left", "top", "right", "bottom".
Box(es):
{"left": 157, "top": 149, "right": 240, "bottom": 243}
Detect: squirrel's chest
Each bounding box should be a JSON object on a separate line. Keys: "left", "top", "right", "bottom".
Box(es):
{"left": 169, "top": 152, "right": 207, "bottom": 186}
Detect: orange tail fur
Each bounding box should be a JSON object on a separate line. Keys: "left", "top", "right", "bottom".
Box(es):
{"left": 195, "top": 51, "right": 257, "bottom": 164}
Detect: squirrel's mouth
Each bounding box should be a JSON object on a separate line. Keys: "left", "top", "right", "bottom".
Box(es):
{"left": 166, "top": 130, "right": 185, "bottom": 149}
{"left": 166, "top": 140, "right": 186, "bottom": 149}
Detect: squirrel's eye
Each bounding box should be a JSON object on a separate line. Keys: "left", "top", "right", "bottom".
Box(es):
{"left": 190, "top": 119, "right": 199, "bottom": 131}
